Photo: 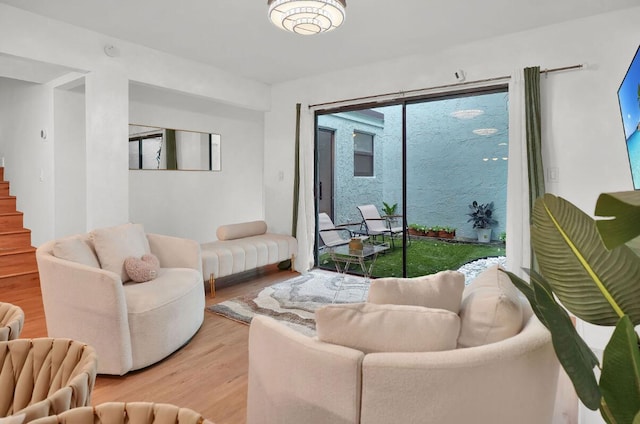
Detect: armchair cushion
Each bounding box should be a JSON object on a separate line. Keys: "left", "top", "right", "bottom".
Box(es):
{"left": 458, "top": 265, "right": 524, "bottom": 348}
{"left": 367, "top": 270, "right": 465, "bottom": 313}
{"left": 52, "top": 237, "right": 100, "bottom": 268}
{"left": 316, "top": 303, "right": 460, "bottom": 354}
{"left": 90, "top": 223, "right": 151, "bottom": 282}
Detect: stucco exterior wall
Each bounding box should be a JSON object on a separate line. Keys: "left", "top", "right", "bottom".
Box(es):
{"left": 318, "top": 91, "right": 508, "bottom": 241}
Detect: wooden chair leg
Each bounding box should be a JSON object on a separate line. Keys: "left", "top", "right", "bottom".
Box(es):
{"left": 209, "top": 273, "right": 216, "bottom": 298}
{"left": 290, "top": 254, "right": 296, "bottom": 272}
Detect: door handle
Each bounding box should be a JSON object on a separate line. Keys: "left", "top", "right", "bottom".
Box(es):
{"left": 319, "top": 181, "right": 323, "bottom": 200}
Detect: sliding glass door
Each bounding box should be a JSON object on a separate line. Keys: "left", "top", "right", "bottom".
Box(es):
{"left": 316, "top": 87, "right": 508, "bottom": 279}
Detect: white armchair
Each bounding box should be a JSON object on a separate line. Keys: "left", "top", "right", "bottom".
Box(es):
{"left": 36, "top": 226, "right": 205, "bottom": 375}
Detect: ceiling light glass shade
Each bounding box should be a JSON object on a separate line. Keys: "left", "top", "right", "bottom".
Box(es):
{"left": 450, "top": 109, "right": 484, "bottom": 119}
{"left": 472, "top": 128, "right": 498, "bottom": 136}
{"left": 268, "top": 0, "right": 346, "bottom": 35}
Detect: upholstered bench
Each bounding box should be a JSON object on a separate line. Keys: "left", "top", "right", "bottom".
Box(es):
{"left": 201, "top": 220, "right": 298, "bottom": 296}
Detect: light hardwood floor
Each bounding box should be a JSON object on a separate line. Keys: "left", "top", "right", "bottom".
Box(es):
{"left": 0, "top": 265, "right": 296, "bottom": 424}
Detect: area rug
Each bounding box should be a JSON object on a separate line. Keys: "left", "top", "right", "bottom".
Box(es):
{"left": 206, "top": 269, "right": 368, "bottom": 336}
{"left": 206, "top": 257, "right": 507, "bottom": 336}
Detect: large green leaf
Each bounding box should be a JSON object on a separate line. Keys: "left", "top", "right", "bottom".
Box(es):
{"left": 531, "top": 194, "right": 640, "bottom": 325}
{"left": 600, "top": 315, "right": 640, "bottom": 424}
{"left": 595, "top": 191, "right": 640, "bottom": 249}
{"left": 504, "top": 270, "right": 601, "bottom": 410}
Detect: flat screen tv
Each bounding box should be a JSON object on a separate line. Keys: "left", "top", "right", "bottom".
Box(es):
{"left": 618, "top": 44, "right": 640, "bottom": 189}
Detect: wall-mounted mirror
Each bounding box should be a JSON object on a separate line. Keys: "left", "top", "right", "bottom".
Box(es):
{"left": 128, "top": 125, "right": 221, "bottom": 171}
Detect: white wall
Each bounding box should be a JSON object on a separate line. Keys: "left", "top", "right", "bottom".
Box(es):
{"left": 54, "top": 87, "right": 86, "bottom": 237}
{"left": 0, "top": 77, "right": 54, "bottom": 246}
{"left": 0, "top": 3, "right": 270, "bottom": 245}
{"left": 129, "top": 98, "right": 265, "bottom": 243}
{"left": 266, "top": 8, "right": 639, "bottom": 234}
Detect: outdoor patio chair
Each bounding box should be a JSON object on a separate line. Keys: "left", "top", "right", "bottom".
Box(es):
{"left": 357, "top": 204, "right": 405, "bottom": 248}
{"left": 318, "top": 212, "right": 367, "bottom": 248}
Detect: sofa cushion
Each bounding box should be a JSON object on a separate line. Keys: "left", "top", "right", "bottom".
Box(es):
{"left": 367, "top": 270, "right": 465, "bottom": 313}
{"left": 458, "top": 265, "right": 524, "bottom": 348}
{"left": 316, "top": 302, "right": 460, "bottom": 354}
{"left": 52, "top": 236, "right": 101, "bottom": 268}
{"left": 90, "top": 223, "right": 151, "bottom": 282}
{"left": 125, "top": 254, "right": 160, "bottom": 283}
{"left": 216, "top": 220, "right": 267, "bottom": 241}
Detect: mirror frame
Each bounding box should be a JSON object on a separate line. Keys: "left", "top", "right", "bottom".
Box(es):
{"left": 128, "top": 124, "right": 221, "bottom": 171}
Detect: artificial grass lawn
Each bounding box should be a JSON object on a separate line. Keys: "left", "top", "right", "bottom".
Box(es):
{"left": 319, "top": 238, "right": 505, "bottom": 278}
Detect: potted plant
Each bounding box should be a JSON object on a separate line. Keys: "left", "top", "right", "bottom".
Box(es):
{"left": 439, "top": 226, "right": 456, "bottom": 239}
{"left": 408, "top": 223, "right": 421, "bottom": 236}
{"left": 425, "top": 226, "right": 439, "bottom": 238}
{"left": 382, "top": 201, "right": 399, "bottom": 225}
{"left": 504, "top": 191, "right": 640, "bottom": 423}
{"left": 467, "top": 201, "right": 497, "bottom": 243}
{"left": 381, "top": 201, "right": 398, "bottom": 216}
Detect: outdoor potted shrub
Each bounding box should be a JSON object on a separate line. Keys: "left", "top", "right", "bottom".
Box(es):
{"left": 504, "top": 191, "right": 640, "bottom": 423}
{"left": 382, "top": 201, "right": 399, "bottom": 225}
{"left": 467, "top": 201, "right": 497, "bottom": 243}
{"left": 438, "top": 226, "right": 456, "bottom": 239}
{"left": 408, "top": 223, "right": 421, "bottom": 236}
{"left": 425, "top": 226, "right": 439, "bottom": 237}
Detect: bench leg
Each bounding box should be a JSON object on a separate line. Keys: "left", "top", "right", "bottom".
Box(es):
{"left": 209, "top": 273, "right": 216, "bottom": 298}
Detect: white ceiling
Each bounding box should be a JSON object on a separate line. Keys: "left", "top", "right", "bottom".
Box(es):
{"left": 1, "top": 0, "right": 638, "bottom": 85}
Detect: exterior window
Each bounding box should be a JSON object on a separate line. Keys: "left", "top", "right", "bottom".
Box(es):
{"left": 354, "top": 131, "right": 374, "bottom": 176}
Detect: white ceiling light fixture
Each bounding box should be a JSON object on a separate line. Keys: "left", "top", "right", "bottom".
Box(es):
{"left": 450, "top": 109, "right": 484, "bottom": 119}
{"left": 267, "top": 0, "right": 346, "bottom": 35}
{"left": 473, "top": 128, "right": 498, "bottom": 136}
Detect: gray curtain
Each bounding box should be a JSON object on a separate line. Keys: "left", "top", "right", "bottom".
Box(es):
{"left": 525, "top": 66, "right": 545, "bottom": 271}
{"left": 165, "top": 129, "right": 178, "bottom": 170}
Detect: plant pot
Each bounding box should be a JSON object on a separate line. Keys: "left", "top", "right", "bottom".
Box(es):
{"left": 438, "top": 230, "right": 454, "bottom": 239}
{"left": 477, "top": 228, "right": 492, "bottom": 243}
{"left": 348, "top": 238, "right": 363, "bottom": 253}
{"left": 408, "top": 229, "right": 420, "bottom": 236}
{"left": 425, "top": 230, "right": 438, "bottom": 237}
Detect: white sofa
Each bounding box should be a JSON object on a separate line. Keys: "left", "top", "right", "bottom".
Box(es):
{"left": 247, "top": 266, "right": 560, "bottom": 424}
{"left": 36, "top": 224, "right": 205, "bottom": 375}
{"left": 201, "top": 220, "right": 298, "bottom": 296}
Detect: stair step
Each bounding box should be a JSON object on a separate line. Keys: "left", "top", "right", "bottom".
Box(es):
{"left": 0, "top": 247, "right": 37, "bottom": 276}
{"left": 0, "top": 212, "right": 24, "bottom": 230}
{"left": 0, "top": 271, "right": 39, "bottom": 291}
{"left": 0, "top": 196, "right": 16, "bottom": 214}
{"left": 0, "top": 182, "right": 9, "bottom": 196}
{"left": 0, "top": 229, "right": 31, "bottom": 249}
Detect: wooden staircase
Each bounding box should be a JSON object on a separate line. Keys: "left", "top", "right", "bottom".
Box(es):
{"left": 0, "top": 167, "right": 39, "bottom": 290}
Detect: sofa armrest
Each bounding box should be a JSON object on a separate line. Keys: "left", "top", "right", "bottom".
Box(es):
{"left": 247, "top": 316, "right": 364, "bottom": 424}
{"left": 36, "top": 244, "right": 133, "bottom": 375}
{"left": 147, "top": 233, "right": 202, "bottom": 274}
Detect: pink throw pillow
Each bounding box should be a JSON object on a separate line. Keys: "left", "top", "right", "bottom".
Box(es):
{"left": 124, "top": 254, "right": 160, "bottom": 283}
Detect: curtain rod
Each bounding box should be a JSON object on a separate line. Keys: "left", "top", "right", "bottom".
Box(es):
{"left": 308, "top": 64, "right": 583, "bottom": 110}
